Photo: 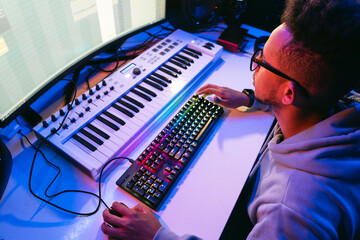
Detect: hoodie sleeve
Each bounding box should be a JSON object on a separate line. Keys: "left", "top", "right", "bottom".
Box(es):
{"left": 247, "top": 203, "right": 335, "bottom": 240}
{"left": 153, "top": 226, "right": 203, "bottom": 240}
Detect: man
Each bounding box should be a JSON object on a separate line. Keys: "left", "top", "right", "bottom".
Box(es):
{"left": 101, "top": 0, "right": 360, "bottom": 239}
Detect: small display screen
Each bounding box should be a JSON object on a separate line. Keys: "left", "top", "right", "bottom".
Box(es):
{"left": 121, "top": 63, "right": 136, "bottom": 74}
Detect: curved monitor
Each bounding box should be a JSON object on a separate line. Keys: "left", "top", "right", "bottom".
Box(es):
{"left": 0, "top": 0, "right": 166, "bottom": 127}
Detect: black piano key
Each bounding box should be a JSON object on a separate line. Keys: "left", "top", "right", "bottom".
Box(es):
{"left": 172, "top": 56, "right": 191, "bottom": 66}
{"left": 151, "top": 73, "right": 172, "bottom": 83}
{"left": 147, "top": 76, "right": 168, "bottom": 87}
{"left": 79, "top": 128, "right": 104, "bottom": 145}
{"left": 181, "top": 49, "right": 199, "bottom": 59}
{"left": 131, "top": 89, "right": 152, "bottom": 102}
{"left": 159, "top": 67, "right": 178, "bottom": 78}
{"left": 176, "top": 53, "right": 194, "bottom": 63}
{"left": 136, "top": 85, "right": 157, "bottom": 97}
{"left": 184, "top": 47, "right": 202, "bottom": 56}
{"left": 117, "top": 99, "right": 140, "bottom": 113}
{"left": 163, "top": 64, "right": 182, "bottom": 74}
{"left": 143, "top": 79, "right": 164, "bottom": 91}
{"left": 123, "top": 95, "right": 145, "bottom": 108}
{"left": 103, "top": 110, "right": 126, "bottom": 125}
{"left": 96, "top": 115, "right": 120, "bottom": 131}
{"left": 87, "top": 123, "right": 110, "bottom": 139}
{"left": 112, "top": 103, "right": 135, "bottom": 118}
{"left": 73, "top": 134, "right": 97, "bottom": 152}
{"left": 169, "top": 59, "right": 187, "bottom": 69}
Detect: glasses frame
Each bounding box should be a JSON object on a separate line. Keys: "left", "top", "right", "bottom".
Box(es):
{"left": 250, "top": 48, "right": 310, "bottom": 97}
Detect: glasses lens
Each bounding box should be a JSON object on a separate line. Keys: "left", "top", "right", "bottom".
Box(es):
{"left": 250, "top": 49, "right": 262, "bottom": 71}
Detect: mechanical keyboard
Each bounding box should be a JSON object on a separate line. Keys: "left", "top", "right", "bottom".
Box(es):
{"left": 116, "top": 94, "right": 224, "bottom": 210}
{"left": 33, "top": 29, "right": 223, "bottom": 179}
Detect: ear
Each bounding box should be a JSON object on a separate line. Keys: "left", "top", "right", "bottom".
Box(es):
{"left": 281, "top": 82, "right": 296, "bottom": 105}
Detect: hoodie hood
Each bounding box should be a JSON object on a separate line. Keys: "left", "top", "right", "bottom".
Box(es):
{"left": 269, "top": 103, "right": 360, "bottom": 180}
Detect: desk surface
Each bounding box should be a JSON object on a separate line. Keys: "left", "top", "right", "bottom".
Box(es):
{"left": 0, "top": 27, "right": 273, "bottom": 240}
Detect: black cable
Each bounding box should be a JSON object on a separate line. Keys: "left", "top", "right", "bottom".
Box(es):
{"left": 19, "top": 130, "right": 134, "bottom": 216}
{"left": 17, "top": 76, "right": 134, "bottom": 215}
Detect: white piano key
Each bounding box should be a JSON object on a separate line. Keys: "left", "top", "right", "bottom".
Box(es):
{"left": 127, "top": 92, "right": 162, "bottom": 112}
{"left": 93, "top": 118, "right": 132, "bottom": 143}
{"left": 139, "top": 82, "right": 173, "bottom": 100}
{"left": 66, "top": 139, "right": 108, "bottom": 165}
{"left": 107, "top": 106, "right": 144, "bottom": 129}
{"left": 89, "top": 122, "right": 126, "bottom": 147}
{"left": 119, "top": 97, "right": 154, "bottom": 120}
{"left": 139, "top": 82, "right": 173, "bottom": 101}
{"left": 76, "top": 131, "right": 115, "bottom": 158}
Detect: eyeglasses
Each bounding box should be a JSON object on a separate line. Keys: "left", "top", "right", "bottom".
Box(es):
{"left": 250, "top": 48, "right": 309, "bottom": 97}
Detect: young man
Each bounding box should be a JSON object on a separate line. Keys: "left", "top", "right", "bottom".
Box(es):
{"left": 101, "top": 0, "right": 360, "bottom": 239}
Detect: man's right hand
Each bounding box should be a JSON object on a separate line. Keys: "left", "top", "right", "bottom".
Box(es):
{"left": 196, "top": 84, "right": 251, "bottom": 109}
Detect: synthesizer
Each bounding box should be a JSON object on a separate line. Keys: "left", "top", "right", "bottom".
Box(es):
{"left": 33, "top": 29, "right": 223, "bottom": 180}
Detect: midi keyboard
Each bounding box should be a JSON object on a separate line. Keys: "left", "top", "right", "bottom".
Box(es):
{"left": 33, "top": 29, "right": 223, "bottom": 179}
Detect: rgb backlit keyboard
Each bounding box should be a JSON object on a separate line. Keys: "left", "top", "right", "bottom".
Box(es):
{"left": 116, "top": 94, "right": 224, "bottom": 210}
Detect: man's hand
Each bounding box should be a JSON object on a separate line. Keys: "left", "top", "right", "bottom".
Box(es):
{"left": 196, "top": 84, "right": 251, "bottom": 108}
{"left": 101, "top": 202, "right": 162, "bottom": 240}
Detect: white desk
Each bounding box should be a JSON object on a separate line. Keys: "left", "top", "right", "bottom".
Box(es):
{"left": 0, "top": 28, "right": 273, "bottom": 240}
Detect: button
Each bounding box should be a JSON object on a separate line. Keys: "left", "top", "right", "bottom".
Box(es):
{"left": 142, "top": 184, "right": 150, "bottom": 191}
{"left": 167, "top": 174, "right": 175, "bottom": 182}
{"left": 154, "top": 191, "right": 161, "bottom": 198}
{"left": 148, "top": 188, "right": 155, "bottom": 194}
{"left": 132, "top": 186, "right": 145, "bottom": 196}
{"left": 126, "top": 182, "right": 134, "bottom": 189}
{"left": 144, "top": 193, "right": 158, "bottom": 205}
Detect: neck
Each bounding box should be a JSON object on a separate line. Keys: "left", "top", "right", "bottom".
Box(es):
{"left": 273, "top": 105, "right": 329, "bottom": 139}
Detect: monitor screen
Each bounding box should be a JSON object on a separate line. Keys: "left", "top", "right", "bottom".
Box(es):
{"left": 0, "top": 0, "right": 166, "bottom": 127}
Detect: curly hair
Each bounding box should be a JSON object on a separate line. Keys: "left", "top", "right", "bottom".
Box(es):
{"left": 280, "top": 0, "right": 360, "bottom": 101}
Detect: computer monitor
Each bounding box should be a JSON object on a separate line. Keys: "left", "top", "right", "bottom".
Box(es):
{"left": 0, "top": 0, "right": 166, "bottom": 127}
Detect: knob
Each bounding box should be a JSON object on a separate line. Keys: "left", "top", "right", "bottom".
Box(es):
{"left": 75, "top": 99, "right": 80, "bottom": 105}
{"left": 102, "top": 80, "right": 107, "bottom": 86}
{"left": 96, "top": 94, "right": 101, "bottom": 99}
{"left": 89, "top": 89, "right": 94, "bottom": 95}
{"left": 133, "top": 68, "right": 141, "bottom": 75}
{"left": 85, "top": 106, "right": 91, "bottom": 112}
{"left": 42, "top": 121, "right": 49, "bottom": 128}
{"left": 82, "top": 94, "right": 87, "bottom": 100}
{"left": 96, "top": 84, "right": 100, "bottom": 91}
{"left": 51, "top": 115, "right": 57, "bottom": 122}
{"left": 59, "top": 109, "right": 65, "bottom": 116}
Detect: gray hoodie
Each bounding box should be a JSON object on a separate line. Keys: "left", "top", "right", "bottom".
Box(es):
{"left": 155, "top": 95, "right": 360, "bottom": 240}
{"left": 247, "top": 101, "right": 360, "bottom": 239}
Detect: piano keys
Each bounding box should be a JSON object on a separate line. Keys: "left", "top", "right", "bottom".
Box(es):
{"left": 33, "top": 29, "right": 223, "bottom": 179}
